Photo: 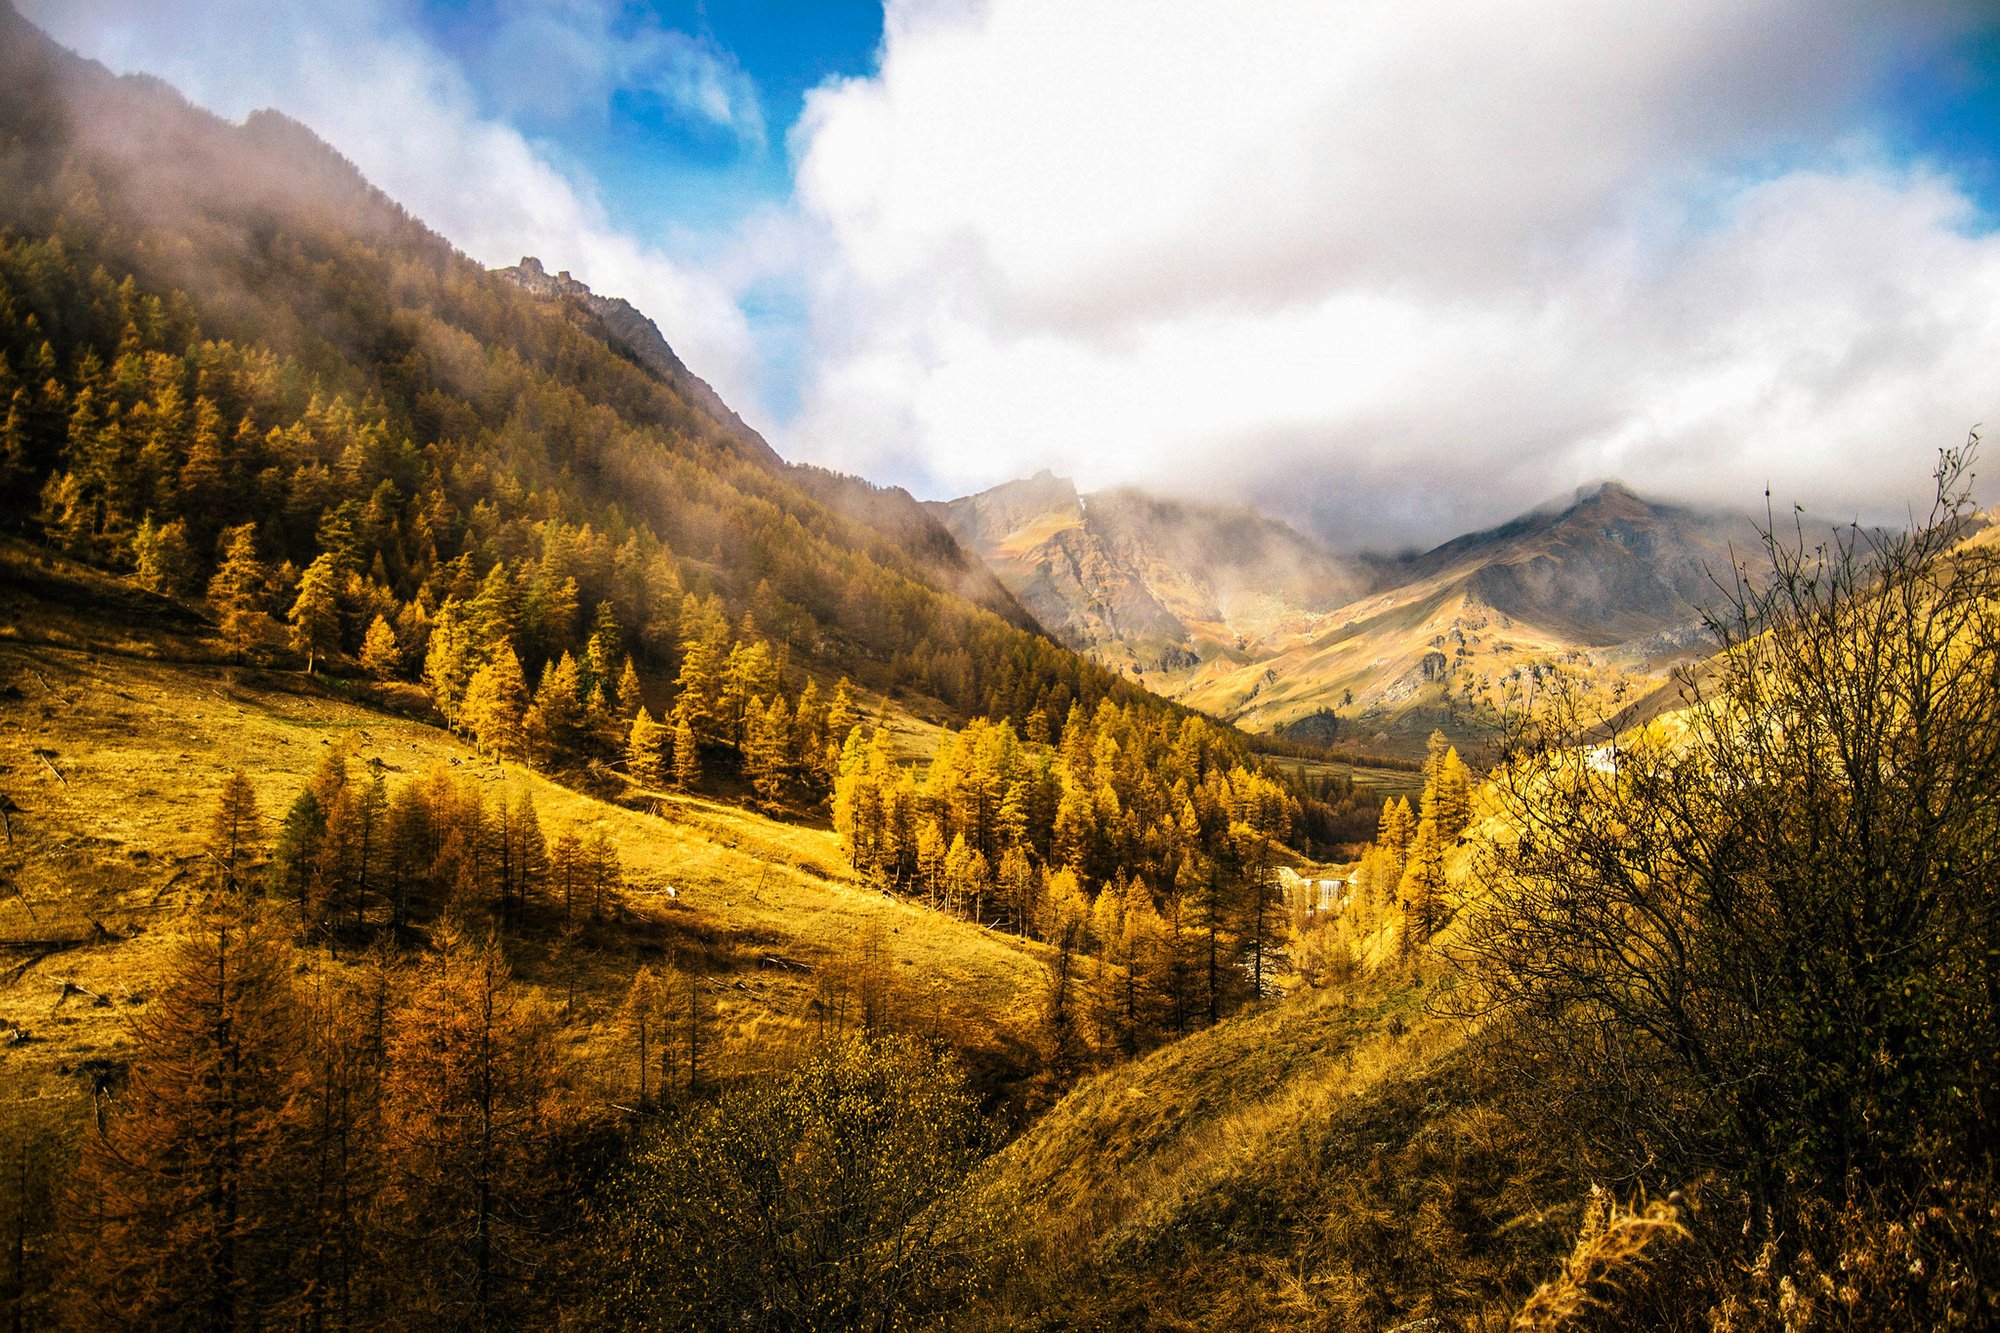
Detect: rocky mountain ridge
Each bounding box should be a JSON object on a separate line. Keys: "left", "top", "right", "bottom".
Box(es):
{"left": 493, "top": 255, "right": 782, "bottom": 468}
{"left": 940, "top": 473, "right": 1778, "bottom": 754}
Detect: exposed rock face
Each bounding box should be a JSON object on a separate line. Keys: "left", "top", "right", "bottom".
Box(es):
{"left": 493, "top": 256, "right": 782, "bottom": 468}
{"left": 933, "top": 473, "right": 1370, "bottom": 674}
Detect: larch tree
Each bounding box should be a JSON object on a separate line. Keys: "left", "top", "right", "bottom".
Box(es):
{"left": 207, "top": 770, "right": 263, "bottom": 894}
{"left": 825, "top": 678, "right": 859, "bottom": 748}
{"left": 743, "top": 694, "right": 793, "bottom": 808}
{"left": 378, "top": 926, "right": 568, "bottom": 1328}
{"left": 1397, "top": 814, "right": 1446, "bottom": 952}
{"left": 671, "top": 712, "right": 701, "bottom": 791}
{"left": 287, "top": 552, "right": 343, "bottom": 675}
{"left": 207, "top": 523, "right": 274, "bottom": 664}
{"left": 619, "top": 965, "right": 661, "bottom": 1112}
{"left": 285, "top": 961, "right": 387, "bottom": 1328}
{"left": 131, "top": 514, "right": 194, "bottom": 596}
{"left": 359, "top": 614, "right": 402, "bottom": 680}
{"left": 625, "top": 706, "right": 667, "bottom": 787}
{"left": 61, "top": 908, "right": 302, "bottom": 1329}
{"left": 672, "top": 608, "right": 730, "bottom": 748}
{"left": 524, "top": 652, "right": 583, "bottom": 762}
{"left": 719, "top": 641, "right": 780, "bottom": 750}
{"left": 613, "top": 657, "right": 643, "bottom": 722}
{"left": 463, "top": 562, "right": 519, "bottom": 670}
{"left": 550, "top": 831, "right": 585, "bottom": 919}
{"left": 422, "top": 598, "right": 472, "bottom": 727}
{"left": 461, "top": 646, "right": 529, "bottom": 760}
{"left": 583, "top": 601, "right": 622, "bottom": 694}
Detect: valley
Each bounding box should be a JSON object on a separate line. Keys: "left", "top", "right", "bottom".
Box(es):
{"left": 1, "top": 4, "right": 1994, "bottom": 1330}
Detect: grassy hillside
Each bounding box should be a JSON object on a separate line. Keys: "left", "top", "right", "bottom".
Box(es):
{"left": 965, "top": 975, "right": 1589, "bottom": 1331}
{"left": 0, "top": 540, "right": 1053, "bottom": 1115}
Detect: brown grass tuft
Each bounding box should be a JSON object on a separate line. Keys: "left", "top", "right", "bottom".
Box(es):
{"left": 1512, "top": 1185, "right": 1686, "bottom": 1331}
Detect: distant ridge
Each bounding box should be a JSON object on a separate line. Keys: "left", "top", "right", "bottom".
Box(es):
{"left": 1368, "top": 480, "right": 1762, "bottom": 645}
{"left": 933, "top": 473, "right": 1370, "bottom": 674}
{"left": 939, "top": 473, "right": 1791, "bottom": 755}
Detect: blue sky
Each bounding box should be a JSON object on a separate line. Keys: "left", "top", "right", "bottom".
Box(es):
{"left": 408, "top": 0, "right": 883, "bottom": 239}
{"left": 22, "top": 1, "right": 2000, "bottom": 543}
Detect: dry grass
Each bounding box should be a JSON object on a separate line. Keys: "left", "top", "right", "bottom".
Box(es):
{"left": 1511, "top": 1188, "right": 1686, "bottom": 1331}
{"left": 963, "top": 971, "right": 1589, "bottom": 1331}
{"left": 0, "top": 542, "right": 1052, "bottom": 1130}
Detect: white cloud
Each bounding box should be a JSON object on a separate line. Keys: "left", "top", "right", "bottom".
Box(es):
{"left": 20, "top": 0, "right": 770, "bottom": 431}
{"left": 782, "top": 0, "right": 2000, "bottom": 545}
{"left": 478, "top": 0, "right": 766, "bottom": 148}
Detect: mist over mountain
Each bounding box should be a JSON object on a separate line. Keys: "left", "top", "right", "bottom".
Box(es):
{"left": 935, "top": 472, "right": 1369, "bottom": 675}
{"left": 1365, "top": 480, "right": 1763, "bottom": 645}
{"left": 942, "top": 471, "right": 1782, "bottom": 754}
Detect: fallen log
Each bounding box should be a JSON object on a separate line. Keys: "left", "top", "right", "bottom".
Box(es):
{"left": 53, "top": 979, "right": 112, "bottom": 1009}
{"left": 32, "top": 749, "right": 67, "bottom": 787}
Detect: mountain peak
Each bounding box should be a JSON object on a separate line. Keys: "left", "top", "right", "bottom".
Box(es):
{"left": 497, "top": 255, "right": 592, "bottom": 300}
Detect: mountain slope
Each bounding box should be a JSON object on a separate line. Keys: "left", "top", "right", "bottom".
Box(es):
{"left": 1368, "top": 481, "right": 1759, "bottom": 645}
{"left": 935, "top": 473, "right": 1371, "bottom": 675}
{"left": 493, "top": 255, "right": 782, "bottom": 468}
{"left": 941, "top": 474, "right": 1772, "bottom": 757}
{"left": 1176, "top": 483, "right": 1770, "bottom": 754}
{"left": 490, "top": 256, "right": 1039, "bottom": 634}
{"left": 0, "top": 0, "right": 1119, "bottom": 734}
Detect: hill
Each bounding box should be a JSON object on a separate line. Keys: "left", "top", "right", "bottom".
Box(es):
{"left": 963, "top": 978, "right": 1589, "bottom": 1330}
{"left": 0, "top": 0, "right": 1104, "bottom": 741}
{"left": 944, "top": 474, "right": 1771, "bottom": 758}
{"left": 935, "top": 473, "right": 1370, "bottom": 676}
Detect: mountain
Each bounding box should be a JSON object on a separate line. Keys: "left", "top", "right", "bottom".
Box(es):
{"left": 934, "top": 472, "right": 1371, "bottom": 676}
{"left": 1198, "top": 482, "right": 1772, "bottom": 752}
{"left": 489, "top": 256, "right": 1037, "bottom": 634}
{"left": 942, "top": 474, "right": 1769, "bottom": 756}
{"left": 493, "top": 255, "right": 782, "bottom": 469}
{"left": 0, "top": 0, "right": 1083, "bottom": 727}
{"left": 1366, "top": 480, "right": 1759, "bottom": 645}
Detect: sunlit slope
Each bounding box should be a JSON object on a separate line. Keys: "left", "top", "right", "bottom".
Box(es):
{"left": 1174, "top": 576, "right": 1654, "bottom": 756}
{"left": 970, "top": 979, "right": 1577, "bottom": 1330}
{"left": 934, "top": 473, "right": 1370, "bottom": 676}
{"left": 0, "top": 545, "right": 1050, "bottom": 1106}
{"left": 941, "top": 477, "right": 1763, "bottom": 759}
